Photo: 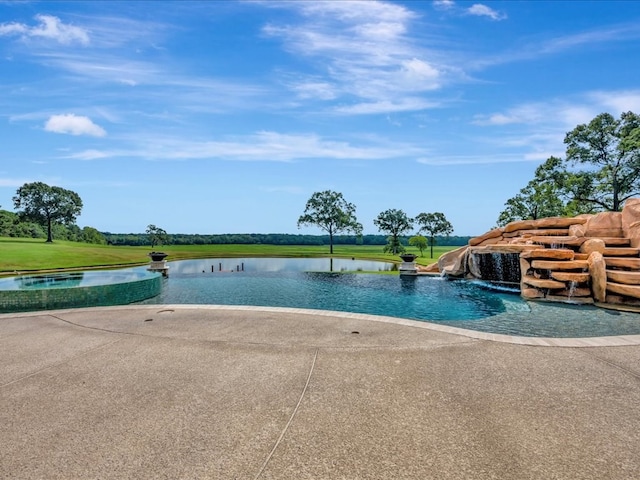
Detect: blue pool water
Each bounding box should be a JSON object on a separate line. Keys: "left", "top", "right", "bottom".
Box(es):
{"left": 0, "top": 269, "right": 162, "bottom": 313}
{"left": 136, "top": 257, "right": 640, "bottom": 338}
{"left": 0, "top": 269, "right": 158, "bottom": 290}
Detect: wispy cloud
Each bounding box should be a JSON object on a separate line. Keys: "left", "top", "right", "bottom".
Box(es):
{"left": 586, "top": 90, "right": 640, "bottom": 114}
{"left": 261, "top": 0, "right": 450, "bottom": 114}
{"left": 473, "top": 89, "right": 640, "bottom": 128}
{"left": 470, "top": 22, "right": 640, "bottom": 70}
{"left": 538, "top": 24, "right": 640, "bottom": 54}
{"left": 433, "top": 1, "right": 507, "bottom": 21}
{"left": 0, "top": 14, "right": 90, "bottom": 45}
{"left": 433, "top": 0, "right": 455, "bottom": 11}
{"left": 334, "top": 97, "right": 440, "bottom": 115}
{"left": 461, "top": 89, "right": 640, "bottom": 166}
{"left": 45, "top": 114, "right": 107, "bottom": 137}
{"left": 0, "top": 177, "right": 32, "bottom": 188}
{"left": 63, "top": 130, "right": 427, "bottom": 162}
{"left": 467, "top": 4, "right": 507, "bottom": 21}
{"left": 417, "top": 153, "right": 531, "bottom": 166}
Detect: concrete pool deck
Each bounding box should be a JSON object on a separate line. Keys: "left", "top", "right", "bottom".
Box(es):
{"left": 2, "top": 305, "right": 640, "bottom": 479}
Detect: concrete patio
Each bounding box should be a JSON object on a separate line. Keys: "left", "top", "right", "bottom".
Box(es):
{"left": 2, "top": 305, "right": 640, "bottom": 479}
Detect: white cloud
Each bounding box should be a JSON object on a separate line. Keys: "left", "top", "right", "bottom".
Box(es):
{"left": 0, "top": 177, "right": 30, "bottom": 187}
{"left": 290, "top": 80, "right": 337, "bottom": 100}
{"left": 467, "top": 4, "right": 507, "bottom": 21}
{"left": 334, "top": 98, "right": 440, "bottom": 115}
{"left": 67, "top": 149, "right": 111, "bottom": 160}
{"left": 64, "top": 130, "right": 427, "bottom": 162}
{"left": 463, "top": 91, "right": 640, "bottom": 166}
{"left": 0, "top": 14, "right": 90, "bottom": 45}
{"left": 433, "top": 0, "right": 455, "bottom": 10}
{"left": 261, "top": 1, "right": 448, "bottom": 114}
{"left": 401, "top": 58, "right": 440, "bottom": 86}
{"left": 416, "top": 154, "right": 530, "bottom": 166}
{"left": 44, "top": 114, "right": 107, "bottom": 137}
{"left": 433, "top": 1, "right": 506, "bottom": 21}
{"left": 587, "top": 90, "right": 640, "bottom": 115}
{"left": 473, "top": 104, "right": 546, "bottom": 126}
{"left": 474, "top": 90, "right": 640, "bottom": 131}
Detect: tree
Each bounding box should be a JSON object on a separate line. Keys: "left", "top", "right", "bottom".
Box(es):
{"left": 497, "top": 157, "right": 569, "bottom": 226}
{"left": 415, "top": 212, "right": 453, "bottom": 258}
{"left": 562, "top": 111, "right": 640, "bottom": 211}
{"left": 146, "top": 224, "right": 169, "bottom": 248}
{"left": 13, "top": 182, "right": 83, "bottom": 243}
{"left": 498, "top": 112, "right": 640, "bottom": 225}
{"left": 82, "top": 226, "right": 106, "bottom": 245}
{"left": 408, "top": 235, "right": 428, "bottom": 256}
{"left": 373, "top": 209, "right": 413, "bottom": 255}
{"left": 297, "top": 190, "right": 362, "bottom": 254}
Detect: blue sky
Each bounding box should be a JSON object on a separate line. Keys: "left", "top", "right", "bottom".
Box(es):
{"left": 2, "top": 0, "right": 640, "bottom": 237}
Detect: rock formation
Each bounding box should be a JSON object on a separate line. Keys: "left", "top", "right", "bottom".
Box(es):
{"left": 435, "top": 198, "right": 640, "bottom": 309}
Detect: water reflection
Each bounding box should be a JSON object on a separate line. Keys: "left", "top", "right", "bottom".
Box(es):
{"left": 15, "top": 272, "right": 85, "bottom": 289}
{"left": 399, "top": 275, "right": 418, "bottom": 292}
{"left": 0, "top": 269, "right": 158, "bottom": 290}
{"left": 169, "top": 257, "right": 395, "bottom": 275}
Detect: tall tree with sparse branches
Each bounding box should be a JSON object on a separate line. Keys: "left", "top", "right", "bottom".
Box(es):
{"left": 415, "top": 212, "right": 453, "bottom": 258}
{"left": 297, "top": 190, "right": 362, "bottom": 254}
{"left": 146, "top": 224, "right": 169, "bottom": 248}
{"left": 13, "top": 182, "right": 83, "bottom": 243}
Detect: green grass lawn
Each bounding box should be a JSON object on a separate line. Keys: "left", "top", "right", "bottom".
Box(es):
{"left": 0, "top": 237, "right": 458, "bottom": 275}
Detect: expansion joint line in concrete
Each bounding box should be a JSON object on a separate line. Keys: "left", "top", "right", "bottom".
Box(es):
{"left": 578, "top": 349, "right": 640, "bottom": 382}
{"left": 253, "top": 347, "right": 319, "bottom": 480}
{"left": 0, "top": 339, "right": 123, "bottom": 389}
{"left": 48, "top": 314, "right": 140, "bottom": 336}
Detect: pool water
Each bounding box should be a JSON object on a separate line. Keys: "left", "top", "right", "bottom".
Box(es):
{"left": 135, "top": 258, "right": 640, "bottom": 338}
{"left": 0, "top": 269, "right": 162, "bottom": 313}
{"left": 143, "top": 271, "right": 510, "bottom": 321}
{"left": 0, "top": 270, "right": 157, "bottom": 290}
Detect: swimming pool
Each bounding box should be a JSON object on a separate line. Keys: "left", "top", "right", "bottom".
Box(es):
{"left": 0, "top": 269, "right": 162, "bottom": 312}
{"left": 135, "top": 258, "right": 640, "bottom": 338}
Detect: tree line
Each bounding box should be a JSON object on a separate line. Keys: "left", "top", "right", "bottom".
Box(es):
{"left": 1, "top": 198, "right": 470, "bottom": 248}
{"left": 1, "top": 208, "right": 471, "bottom": 247}
{"left": 4, "top": 182, "right": 463, "bottom": 254}
{"left": 10, "top": 110, "right": 635, "bottom": 249}
{"left": 102, "top": 231, "right": 471, "bottom": 248}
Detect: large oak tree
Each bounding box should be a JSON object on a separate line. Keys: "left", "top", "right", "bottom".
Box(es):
{"left": 498, "top": 111, "right": 640, "bottom": 224}
{"left": 13, "top": 182, "right": 83, "bottom": 242}
{"left": 373, "top": 208, "right": 413, "bottom": 255}
{"left": 563, "top": 111, "right": 640, "bottom": 211}
{"left": 297, "top": 190, "right": 362, "bottom": 254}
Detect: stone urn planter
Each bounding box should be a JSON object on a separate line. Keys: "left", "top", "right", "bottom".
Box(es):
{"left": 149, "top": 252, "right": 168, "bottom": 262}
{"left": 399, "top": 253, "right": 418, "bottom": 276}
{"left": 148, "top": 252, "right": 169, "bottom": 277}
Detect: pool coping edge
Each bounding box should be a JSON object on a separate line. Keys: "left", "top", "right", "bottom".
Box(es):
{"left": 2, "top": 304, "right": 640, "bottom": 348}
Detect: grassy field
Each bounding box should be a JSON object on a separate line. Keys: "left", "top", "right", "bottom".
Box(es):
{"left": 0, "top": 237, "right": 458, "bottom": 275}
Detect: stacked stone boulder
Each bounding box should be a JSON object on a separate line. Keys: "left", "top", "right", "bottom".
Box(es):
{"left": 434, "top": 198, "right": 640, "bottom": 309}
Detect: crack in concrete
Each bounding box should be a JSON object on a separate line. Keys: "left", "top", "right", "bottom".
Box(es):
{"left": 0, "top": 338, "right": 123, "bottom": 389}
{"left": 579, "top": 349, "right": 640, "bottom": 382}
{"left": 253, "top": 348, "right": 319, "bottom": 479}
